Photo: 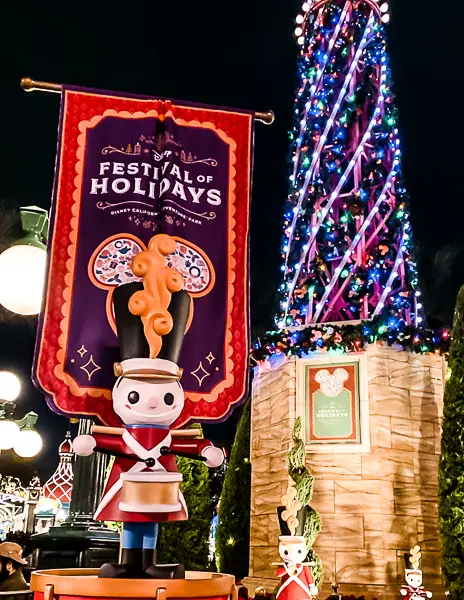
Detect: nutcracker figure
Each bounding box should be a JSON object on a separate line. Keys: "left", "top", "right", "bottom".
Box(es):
{"left": 400, "top": 546, "right": 432, "bottom": 599}
{"left": 274, "top": 485, "right": 318, "bottom": 600}
{"left": 72, "top": 235, "right": 224, "bottom": 579}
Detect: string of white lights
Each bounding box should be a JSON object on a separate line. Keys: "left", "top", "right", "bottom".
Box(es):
{"left": 283, "top": 77, "right": 385, "bottom": 322}
{"left": 284, "top": 12, "right": 375, "bottom": 273}
{"left": 312, "top": 167, "right": 396, "bottom": 322}
{"left": 371, "top": 231, "right": 406, "bottom": 317}
{"left": 274, "top": 0, "right": 428, "bottom": 339}
{"left": 292, "top": 1, "right": 351, "bottom": 179}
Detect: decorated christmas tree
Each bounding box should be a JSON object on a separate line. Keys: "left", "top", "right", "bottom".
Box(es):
{"left": 253, "top": 0, "right": 449, "bottom": 358}
{"left": 278, "top": 0, "right": 420, "bottom": 326}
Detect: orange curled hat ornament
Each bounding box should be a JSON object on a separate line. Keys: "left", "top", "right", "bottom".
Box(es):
{"left": 129, "top": 234, "right": 193, "bottom": 359}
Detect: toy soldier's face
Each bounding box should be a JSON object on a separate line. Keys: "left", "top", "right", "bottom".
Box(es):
{"left": 113, "top": 377, "right": 184, "bottom": 426}
{"left": 278, "top": 539, "right": 307, "bottom": 564}
{"left": 405, "top": 571, "right": 422, "bottom": 587}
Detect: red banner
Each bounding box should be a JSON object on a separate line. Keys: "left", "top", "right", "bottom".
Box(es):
{"left": 34, "top": 87, "right": 253, "bottom": 427}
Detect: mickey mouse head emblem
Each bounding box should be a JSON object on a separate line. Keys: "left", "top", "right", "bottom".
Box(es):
{"left": 314, "top": 368, "right": 349, "bottom": 398}
{"left": 88, "top": 234, "right": 215, "bottom": 335}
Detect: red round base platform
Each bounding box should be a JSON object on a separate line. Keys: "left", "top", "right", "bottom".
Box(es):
{"left": 30, "top": 569, "right": 237, "bottom": 600}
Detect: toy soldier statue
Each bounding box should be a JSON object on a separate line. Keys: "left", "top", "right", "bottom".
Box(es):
{"left": 274, "top": 485, "right": 318, "bottom": 600}
{"left": 400, "top": 546, "right": 432, "bottom": 599}
{"left": 73, "top": 235, "right": 224, "bottom": 579}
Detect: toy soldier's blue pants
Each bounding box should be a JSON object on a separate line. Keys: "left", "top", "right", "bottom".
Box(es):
{"left": 122, "top": 522, "right": 158, "bottom": 550}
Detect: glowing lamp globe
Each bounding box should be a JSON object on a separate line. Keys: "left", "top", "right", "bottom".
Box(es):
{"left": 0, "top": 371, "right": 21, "bottom": 402}
{"left": 0, "top": 420, "right": 21, "bottom": 450}
{"left": 13, "top": 429, "right": 43, "bottom": 458}
{"left": 0, "top": 206, "right": 49, "bottom": 316}
{"left": 0, "top": 245, "right": 46, "bottom": 315}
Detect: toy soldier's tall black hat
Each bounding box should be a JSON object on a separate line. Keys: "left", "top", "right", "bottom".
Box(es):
{"left": 112, "top": 234, "right": 191, "bottom": 381}
{"left": 277, "top": 505, "right": 308, "bottom": 537}
{"left": 277, "top": 483, "right": 308, "bottom": 538}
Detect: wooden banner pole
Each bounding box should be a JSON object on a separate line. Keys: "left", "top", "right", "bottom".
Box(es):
{"left": 20, "top": 77, "right": 275, "bottom": 124}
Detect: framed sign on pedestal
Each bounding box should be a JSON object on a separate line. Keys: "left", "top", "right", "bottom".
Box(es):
{"left": 296, "top": 353, "right": 370, "bottom": 454}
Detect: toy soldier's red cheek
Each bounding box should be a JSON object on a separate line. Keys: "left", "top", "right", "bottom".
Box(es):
{"left": 125, "top": 404, "right": 132, "bottom": 409}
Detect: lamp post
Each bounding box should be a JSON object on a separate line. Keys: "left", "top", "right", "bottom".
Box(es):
{"left": 30, "top": 418, "right": 119, "bottom": 569}
{"left": 0, "top": 206, "right": 48, "bottom": 315}
{"left": 65, "top": 419, "right": 114, "bottom": 527}
{"left": 0, "top": 209, "right": 119, "bottom": 565}
{"left": 0, "top": 370, "right": 43, "bottom": 458}
{"left": 25, "top": 477, "right": 42, "bottom": 533}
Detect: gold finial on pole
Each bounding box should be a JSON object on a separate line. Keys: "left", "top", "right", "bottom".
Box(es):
{"left": 21, "top": 77, "right": 61, "bottom": 93}
{"left": 20, "top": 78, "right": 275, "bottom": 124}
{"left": 255, "top": 110, "right": 275, "bottom": 125}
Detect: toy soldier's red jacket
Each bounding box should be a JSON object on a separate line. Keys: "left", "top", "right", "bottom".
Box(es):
{"left": 93, "top": 425, "right": 212, "bottom": 523}
{"left": 276, "top": 564, "right": 315, "bottom": 600}
{"left": 400, "top": 586, "right": 431, "bottom": 599}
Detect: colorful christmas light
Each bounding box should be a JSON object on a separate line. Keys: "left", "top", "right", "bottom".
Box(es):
{"left": 278, "top": 0, "right": 421, "bottom": 332}
{"left": 252, "top": 0, "right": 451, "bottom": 363}
{"left": 252, "top": 319, "right": 450, "bottom": 363}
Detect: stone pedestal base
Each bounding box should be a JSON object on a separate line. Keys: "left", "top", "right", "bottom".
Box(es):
{"left": 247, "top": 343, "right": 446, "bottom": 598}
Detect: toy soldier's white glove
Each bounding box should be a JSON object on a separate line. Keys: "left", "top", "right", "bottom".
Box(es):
{"left": 400, "top": 590, "right": 407, "bottom": 597}
{"left": 201, "top": 445, "right": 224, "bottom": 468}
{"left": 72, "top": 434, "right": 97, "bottom": 457}
{"left": 426, "top": 592, "right": 433, "bottom": 599}
{"left": 310, "top": 585, "right": 318, "bottom": 596}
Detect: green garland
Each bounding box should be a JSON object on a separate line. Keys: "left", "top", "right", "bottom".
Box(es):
{"left": 438, "top": 287, "right": 464, "bottom": 598}
{"left": 287, "top": 418, "right": 323, "bottom": 586}
{"left": 252, "top": 313, "right": 449, "bottom": 362}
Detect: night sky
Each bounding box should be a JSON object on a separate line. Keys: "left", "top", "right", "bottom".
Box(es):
{"left": 0, "top": 0, "right": 462, "bottom": 483}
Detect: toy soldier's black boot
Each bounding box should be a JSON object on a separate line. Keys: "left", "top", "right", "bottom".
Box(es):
{"left": 144, "top": 558, "right": 185, "bottom": 579}
{"left": 145, "top": 564, "right": 185, "bottom": 579}
{"left": 143, "top": 547, "right": 185, "bottom": 578}
{"left": 99, "top": 548, "right": 144, "bottom": 578}
{"left": 142, "top": 549, "right": 156, "bottom": 572}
